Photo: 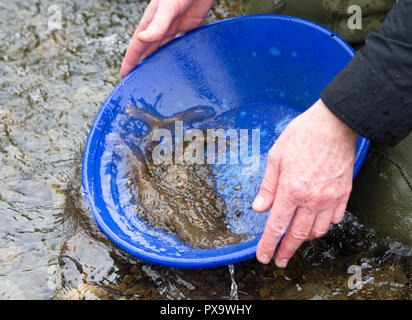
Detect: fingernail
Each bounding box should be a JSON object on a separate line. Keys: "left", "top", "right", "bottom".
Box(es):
{"left": 277, "top": 259, "right": 288, "bottom": 268}
{"left": 258, "top": 253, "right": 270, "bottom": 264}
{"left": 252, "top": 195, "right": 265, "bottom": 211}
{"left": 138, "top": 30, "right": 151, "bottom": 38}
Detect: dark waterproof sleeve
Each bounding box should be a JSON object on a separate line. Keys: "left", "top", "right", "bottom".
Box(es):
{"left": 320, "top": 0, "right": 412, "bottom": 146}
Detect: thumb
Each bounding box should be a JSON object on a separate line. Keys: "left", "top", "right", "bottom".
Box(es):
{"left": 252, "top": 151, "right": 280, "bottom": 212}
{"left": 138, "top": 1, "right": 184, "bottom": 42}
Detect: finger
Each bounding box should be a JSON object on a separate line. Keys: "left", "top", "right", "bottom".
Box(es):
{"left": 143, "top": 34, "right": 177, "bottom": 59}
{"left": 308, "top": 209, "right": 334, "bottom": 240}
{"left": 120, "top": 0, "right": 159, "bottom": 77}
{"left": 137, "top": 32, "right": 176, "bottom": 64}
{"left": 160, "top": 34, "right": 178, "bottom": 46}
{"left": 138, "top": 0, "right": 185, "bottom": 43}
{"left": 133, "top": 19, "right": 181, "bottom": 66}
{"left": 331, "top": 197, "right": 349, "bottom": 224}
{"left": 139, "top": 41, "right": 163, "bottom": 62}
{"left": 155, "top": 14, "right": 185, "bottom": 46}
{"left": 138, "top": 0, "right": 161, "bottom": 31}
{"left": 178, "top": 0, "right": 215, "bottom": 32}
{"left": 274, "top": 207, "right": 316, "bottom": 267}
{"left": 252, "top": 150, "right": 280, "bottom": 212}
{"left": 256, "top": 188, "right": 296, "bottom": 264}
{"left": 331, "top": 184, "right": 351, "bottom": 224}
{"left": 120, "top": 33, "right": 149, "bottom": 78}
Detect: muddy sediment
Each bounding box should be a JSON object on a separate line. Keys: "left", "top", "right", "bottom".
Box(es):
{"left": 125, "top": 103, "right": 246, "bottom": 248}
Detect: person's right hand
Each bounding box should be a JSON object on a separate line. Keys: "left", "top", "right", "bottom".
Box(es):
{"left": 120, "top": 0, "right": 215, "bottom": 78}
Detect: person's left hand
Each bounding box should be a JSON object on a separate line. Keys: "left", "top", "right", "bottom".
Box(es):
{"left": 120, "top": 0, "right": 214, "bottom": 78}
{"left": 252, "top": 99, "right": 358, "bottom": 267}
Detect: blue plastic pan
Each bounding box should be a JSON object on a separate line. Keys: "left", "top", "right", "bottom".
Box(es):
{"left": 82, "top": 15, "right": 370, "bottom": 269}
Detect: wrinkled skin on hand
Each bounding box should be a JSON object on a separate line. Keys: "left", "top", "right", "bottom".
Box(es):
{"left": 253, "top": 99, "right": 359, "bottom": 267}
{"left": 121, "top": 0, "right": 214, "bottom": 77}
{"left": 125, "top": 104, "right": 246, "bottom": 248}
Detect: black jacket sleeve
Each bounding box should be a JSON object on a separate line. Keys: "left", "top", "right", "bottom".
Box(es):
{"left": 320, "top": 0, "right": 412, "bottom": 146}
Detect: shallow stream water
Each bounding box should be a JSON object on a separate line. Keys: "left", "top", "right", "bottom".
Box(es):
{"left": 0, "top": 0, "right": 410, "bottom": 300}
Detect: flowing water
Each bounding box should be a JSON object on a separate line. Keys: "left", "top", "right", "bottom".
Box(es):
{"left": 0, "top": 0, "right": 410, "bottom": 300}
{"left": 228, "top": 264, "right": 239, "bottom": 300}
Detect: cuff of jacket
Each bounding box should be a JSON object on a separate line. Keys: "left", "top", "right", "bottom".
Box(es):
{"left": 320, "top": 51, "right": 411, "bottom": 147}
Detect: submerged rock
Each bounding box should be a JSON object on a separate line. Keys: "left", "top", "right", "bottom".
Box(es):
{"left": 53, "top": 283, "right": 108, "bottom": 300}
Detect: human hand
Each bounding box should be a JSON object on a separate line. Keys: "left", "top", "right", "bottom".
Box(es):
{"left": 120, "top": 0, "right": 215, "bottom": 78}
{"left": 253, "top": 99, "right": 358, "bottom": 267}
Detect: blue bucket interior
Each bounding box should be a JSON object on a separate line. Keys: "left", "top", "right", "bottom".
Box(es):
{"left": 82, "top": 15, "right": 370, "bottom": 269}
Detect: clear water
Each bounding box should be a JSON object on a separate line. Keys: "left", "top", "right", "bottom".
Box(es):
{"left": 228, "top": 264, "right": 238, "bottom": 300}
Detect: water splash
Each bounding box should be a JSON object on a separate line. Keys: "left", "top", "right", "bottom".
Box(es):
{"left": 228, "top": 264, "right": 238, "bottom": 300}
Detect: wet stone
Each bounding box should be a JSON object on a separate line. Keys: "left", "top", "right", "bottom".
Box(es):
{"left": 122, "top": 274, "right": 134, "bottom": 285}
